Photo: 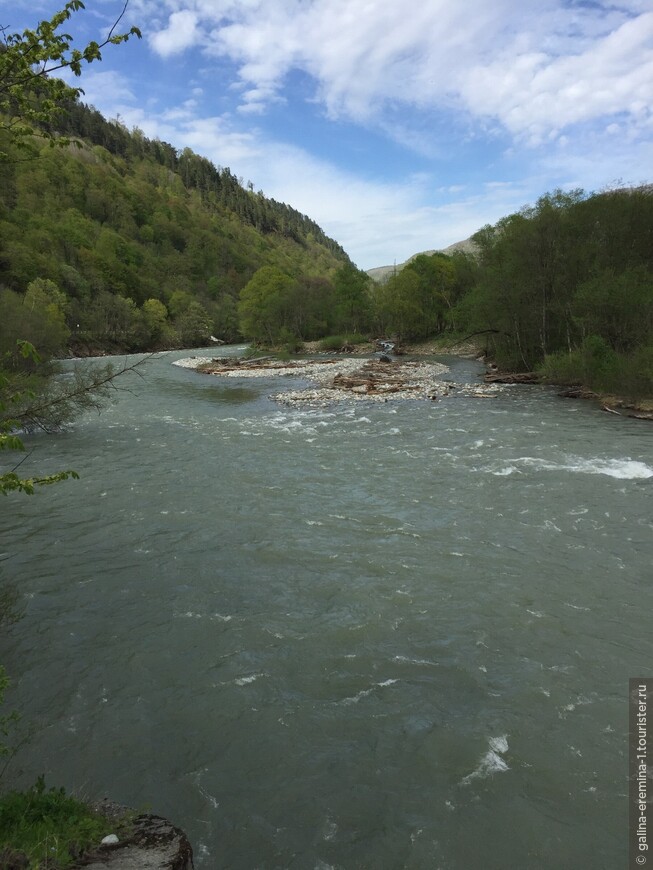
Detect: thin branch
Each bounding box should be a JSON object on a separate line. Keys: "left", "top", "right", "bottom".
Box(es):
{"left": 106, "top": 1, "right": 130, "bottom": 43}
{"left": 9, "top": 450, "right": 33, "bottom": 474}
{"left": 450, "top": 329, "right": 510, "bottom": 346}
{"left": 12, "top": 355, "right": 154, "bottom": 423}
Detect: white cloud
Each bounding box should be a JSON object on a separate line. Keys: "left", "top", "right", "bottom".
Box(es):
{"left": 150, "top": 10, "right": 200, "bottom": 56}
{"left": 170, "top": 136, "right": 534, "bottom": 269}
{"left": 138, "top": 0, "right": 652, "bottom": 146}
{"left": 67, "top": 69, "right": 137, "bottom": 109}
{"left": 56, "top": 1, "right": 653, "bottom": 267}
{"left": 65, "top": 66, "right": 531, "bottom": 267}
{"left": 461, "top": 11, "right": 653, "bottom": 144}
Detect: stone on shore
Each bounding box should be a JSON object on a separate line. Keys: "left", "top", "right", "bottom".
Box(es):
{"left": 76, "top": 806, "right": 194, "bottom": 870}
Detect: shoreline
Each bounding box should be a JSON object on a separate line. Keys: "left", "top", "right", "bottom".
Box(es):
{"left": 62, "top": 338, "right": 651, "bottom": 418}
{"left": 173, "top": 354, "right": 505, "bottom": 406}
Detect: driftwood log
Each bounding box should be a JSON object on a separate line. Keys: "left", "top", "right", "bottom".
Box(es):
{"left": 484, "top": 372, "right": 540, "bottom": 384}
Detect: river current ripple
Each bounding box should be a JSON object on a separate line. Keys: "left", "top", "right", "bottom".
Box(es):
{"left": 2, "top": 347, "right": 652, "bottom": 869}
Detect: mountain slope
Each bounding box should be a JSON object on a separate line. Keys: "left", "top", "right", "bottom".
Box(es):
{"left": 0, "top": 98, "right": 352, "bottom": 352}
{"left": 366, "top": 238, "right": 478, "bottom": 283}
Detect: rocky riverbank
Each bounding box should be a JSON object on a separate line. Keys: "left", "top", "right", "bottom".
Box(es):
{"left": 174, "top": 354, "right": 503, "bottom": 406}
{"left": 77, "top": 803, "right": 194, "bottom": 869}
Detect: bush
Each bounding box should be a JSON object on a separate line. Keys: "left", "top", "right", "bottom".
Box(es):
{"left": 318, "top": 333, "right": 367, "bottom": 351}
{"left": 277, "top": 328, "right": 302, "bottom": 355}
{"left": 540, "top": 348, "right": 585, "bottom": 385}
{"left": 541, "top": 336, "right": 630, "bottom": 394}
{"left": 578, "top": 335, "right": 623, "bottom": 393}
{"left": 0, "top": 777, "right": 111, "bottom": 868}
{"left": 622, "top": 343, "right": 653, "bottom": 401}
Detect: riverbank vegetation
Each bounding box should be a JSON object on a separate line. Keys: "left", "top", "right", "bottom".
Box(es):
{"left": 0, "top": 778, "right": 116, "bottom": 868}
{"left": 459, "top": 187, "right": 652, "bottom": 402}
{"left": 369, "top": 187, "right": 652, "bottom": 403}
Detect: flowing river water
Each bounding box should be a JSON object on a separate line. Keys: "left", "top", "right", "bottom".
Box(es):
{"left": 2, "top": 346, "right": 652, "bottom": 869}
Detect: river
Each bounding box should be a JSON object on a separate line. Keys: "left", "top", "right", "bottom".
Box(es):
{"left": 2, "top": 347, "right": 652, "bottom": 869}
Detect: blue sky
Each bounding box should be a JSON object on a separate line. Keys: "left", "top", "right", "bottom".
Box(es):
{"left": 3, "top": 0, "right": 652, "bottom": 269}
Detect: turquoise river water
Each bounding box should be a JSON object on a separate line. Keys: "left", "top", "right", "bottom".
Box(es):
{"left": 1, "top": 347, "right": 652, "bottom": 869}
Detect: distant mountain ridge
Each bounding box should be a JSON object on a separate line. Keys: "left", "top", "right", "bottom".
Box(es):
{"left": 366, "top": 238, "right": 478, "bottom": 283}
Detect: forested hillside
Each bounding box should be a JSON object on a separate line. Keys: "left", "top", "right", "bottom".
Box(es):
{"left": 372, "top": 187, "right": 652, "bottom": 400}
{"left": 0, "top": 91, "right": 651, "bottom": 401}
{"left": 0, "top": 96, "right": 354, "bottom": 357}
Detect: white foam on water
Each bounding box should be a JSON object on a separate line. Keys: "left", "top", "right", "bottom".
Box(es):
{"left": 495, "top": 456, "right": 653, "bottom": 479}
{"left": 558, "top": 693, "right": 597, "bottom": 718}
{"left": 461, "top": 735, "right": 509, "bottom": 785}
{"left": 234, "top": 673, "right": 266, "bottom": 686}
{"left": 492, "top": 466, "right": 521, "bottom": 476}
{"left": 175, "top": 611, "right": 232, "bottom": 622}
{"left": 393, "top": 655, "right": 436, "bottom": 666}
{"left": 197, "top": 843, "right": 211, "bottom": 859}
{"left": 322, "top": 818, "right": 338, "bottom": 842}
{"left": 541, "top": 520, "right": 562, "bottom": 532}
{"left": 340, "top": 678, "right": 398, "bottom": 705}
{"left": 565, "top": 602, "right": 590, "bottom": 611}
{"left": 340, "top": 687, "right": 374, "bottom": 705}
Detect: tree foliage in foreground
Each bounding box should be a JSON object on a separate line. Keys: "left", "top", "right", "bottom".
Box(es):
{"left": 0, "top": 342, "right": 79, "bottom": 496}
{"left": 0, "top": 0, "right": 141, "bottom": 160}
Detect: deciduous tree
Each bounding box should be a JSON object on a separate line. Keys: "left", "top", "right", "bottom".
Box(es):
{"left": 0, "top": 1, "right": 141, "bottom": 160}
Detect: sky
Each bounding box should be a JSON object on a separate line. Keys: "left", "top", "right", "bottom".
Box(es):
{"left": 3, "top": 0, "right": 653, "bottom": 270}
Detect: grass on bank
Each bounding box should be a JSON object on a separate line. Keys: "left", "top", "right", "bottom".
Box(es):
{"left": 0, "top": 778, "right": 119, "bottom": 869}
{"left": 318, "top": 334, "right": 368, "bottom": 351}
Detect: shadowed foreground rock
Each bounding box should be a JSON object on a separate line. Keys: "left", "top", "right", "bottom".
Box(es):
{"left": 76, "top": 814, "right": 194, "bottom": 869}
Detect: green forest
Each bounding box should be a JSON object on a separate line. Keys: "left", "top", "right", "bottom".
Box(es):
{"left": 376, "top": 186, "right": 653, "bottom": 401}
{"left": 0, "top": 3, "right": 651, "bottom": 407}
{"left": 0, "top": 97, "right": 358, "bottom": 358}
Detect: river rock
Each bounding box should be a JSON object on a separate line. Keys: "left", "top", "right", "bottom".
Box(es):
{"left": 76, "top": 812, "right": 194, "bottom": 869}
